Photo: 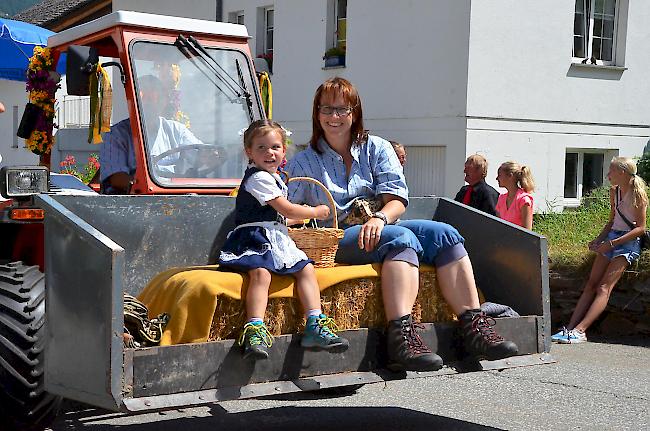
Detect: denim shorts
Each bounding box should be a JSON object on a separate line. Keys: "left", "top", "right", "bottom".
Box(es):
{"left": 334, "top": 219, "right": 466, "bottom": 267}
{"left": 603, "top": 230, "right": 641, "bottom": 264}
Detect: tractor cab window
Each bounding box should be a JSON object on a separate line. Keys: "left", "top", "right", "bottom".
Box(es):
{"left": 130, "top": 41, "right": 258, "bottom": 188}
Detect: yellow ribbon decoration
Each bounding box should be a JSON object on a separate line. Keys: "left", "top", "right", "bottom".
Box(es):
{"left": 88, "top": 64, "right": 113, "bottom": 144}
{"left": 259, "top": 71, "right": 272, "bottom": 119}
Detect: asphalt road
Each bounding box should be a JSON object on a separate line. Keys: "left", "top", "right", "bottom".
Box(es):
{"left": 48, "top": 337, "right": 649, "bottom": 431}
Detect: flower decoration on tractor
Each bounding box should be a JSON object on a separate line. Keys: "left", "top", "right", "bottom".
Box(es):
{"left": 23, "top": 46, "right": 61, "bottom": 155}
{"left": 59, "top": 153, "right": 101, "bottom": 185}
{"left": 158, "top": 63, "right": 190, "bottom": 128}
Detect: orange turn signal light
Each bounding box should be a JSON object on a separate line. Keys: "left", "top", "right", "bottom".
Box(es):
{"left": 9, "top": 208, "right": 45, "bottom": 221}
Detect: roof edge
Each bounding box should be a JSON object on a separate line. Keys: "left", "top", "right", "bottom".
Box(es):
{"left": 47, "top": 10, "right": 249, "bottom": 48}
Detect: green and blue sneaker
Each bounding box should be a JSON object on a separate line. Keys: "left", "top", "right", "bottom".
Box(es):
{"left": 301, "top": 314, "right": 349, "bottom": 351}
{"left": 551, "top": 327, "right": 569, "bottom": 343}
{"left": 238, "top": 321, "right": 273, "bottom": 360}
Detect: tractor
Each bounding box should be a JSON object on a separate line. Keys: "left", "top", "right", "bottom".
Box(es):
{"left": 0, "top": 11, "right": 551, "bottom": 431}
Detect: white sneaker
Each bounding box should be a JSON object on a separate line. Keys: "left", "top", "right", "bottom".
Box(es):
{"left": 552, "top": 327, "right": 587, "bottom": 344}
{"left": 567, "top": 329, "right": 587, "bottom": 343}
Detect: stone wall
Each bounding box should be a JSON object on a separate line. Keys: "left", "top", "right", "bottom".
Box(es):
{"left": 550, "top": 270, "right": 650, "bottom": 335}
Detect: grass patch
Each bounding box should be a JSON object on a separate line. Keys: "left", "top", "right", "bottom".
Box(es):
{"left": 534, "top": 186, "right": 650, "bottom": 278}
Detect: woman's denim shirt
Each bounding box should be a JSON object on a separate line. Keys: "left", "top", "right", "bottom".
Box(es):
{"left": 286, "top": 135, "right": 408, "bottom": 227}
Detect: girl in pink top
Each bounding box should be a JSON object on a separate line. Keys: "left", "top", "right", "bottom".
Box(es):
{"left": 495, "top": 161, "right": 535, "bottom": 229}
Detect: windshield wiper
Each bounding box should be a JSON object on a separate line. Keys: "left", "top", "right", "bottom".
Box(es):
{"left": 235, "top": 58, "right": 254, "bottom": 122}
{"left": 185, "top": 35, "right": 254, "bottom": 122}
{"left": 187, "top": 36, "right": 249, "bottom": 96}
{"left": 174, "top": 35, "right": 241, "bottom": 102}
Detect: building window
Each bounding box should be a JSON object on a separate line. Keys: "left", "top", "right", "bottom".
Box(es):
{"left": 334, "top": 0, "right": 347, "bottom": 50}
{"left": 324, "top": 0, "right": 347, "bottom": 67}
{"left": 228, "top": 11, "right": 244, "bottom": 25}
{"left": 573, "top": 0, "right": 619, "bottom": 64}
{"left": 255, "top": 6, "right": 274, "bottom": 73}
{"left": 564, "top": 151, "right": 607, "bottom": 203}
{"left": 264, "top": 7, "right": 274, "bottom": 56}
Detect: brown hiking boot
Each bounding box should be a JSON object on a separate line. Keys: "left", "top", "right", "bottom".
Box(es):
{"left": 386, "top": 314, "right": 443, "bottom": 372}
{"left": 460, "top": 309, "right": 518, "bottom": 361}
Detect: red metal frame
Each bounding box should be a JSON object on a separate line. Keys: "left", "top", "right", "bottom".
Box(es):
{"left": 11, "top": 223, "right": 45, "bottom": 271}
{"left": 8, "top": 21, "right": 258, "bottom": 270}
{"left": 48, "top": 24, "right": 255, "bottom": 196}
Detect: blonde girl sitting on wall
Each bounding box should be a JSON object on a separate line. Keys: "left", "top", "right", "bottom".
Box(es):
{"left": 495, "top": 161, "right": 535, "bottom": 229}
{"left": 553, "top": 157, "right": 647, "bottom": 344}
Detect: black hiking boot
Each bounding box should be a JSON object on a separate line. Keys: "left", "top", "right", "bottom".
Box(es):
{"left": 459, "top": 309, "right": 518, "bottom": 361}
{"left": 238, "top": 322, "right": 273, "bottom": 360}
{"left": 386, "top": 314, "right": 443, "bottom": 372}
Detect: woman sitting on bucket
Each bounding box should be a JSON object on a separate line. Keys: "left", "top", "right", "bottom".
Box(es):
{"left": 286, "top": 77, "right": 518, "bottom": 371}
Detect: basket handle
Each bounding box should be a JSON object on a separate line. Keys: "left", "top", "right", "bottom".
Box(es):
{"left": 287, "top": 176, "right": 339, "bottom": 230}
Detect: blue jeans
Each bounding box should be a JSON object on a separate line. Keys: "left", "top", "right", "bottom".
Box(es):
{"left": 335, "top": 219, "right": 466, "bottom": 266}
{"left": 603, "top": 229, "right": 641, "bottom": 264}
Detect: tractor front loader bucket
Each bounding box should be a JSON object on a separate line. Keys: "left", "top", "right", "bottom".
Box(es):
{"left": 35, "top": 195, "right": 550, "bottom": 413}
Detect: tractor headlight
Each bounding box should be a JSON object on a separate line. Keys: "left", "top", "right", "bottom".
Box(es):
{"left": 0, "top": 166, "right": 49, "bottom": 198}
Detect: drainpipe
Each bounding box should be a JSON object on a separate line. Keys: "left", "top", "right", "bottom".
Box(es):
{"left": 215, "top": 0, "right": 222, "bottom": 21}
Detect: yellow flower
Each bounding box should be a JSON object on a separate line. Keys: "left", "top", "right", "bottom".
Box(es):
{"left": 26, "top": 47, "right": 57, "bottom": 155}
{"left": 171, "top": 64, "right": 181, "bottom": 88}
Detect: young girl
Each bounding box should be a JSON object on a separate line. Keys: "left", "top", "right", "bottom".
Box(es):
{"left": 553, "top": 157, "right": 647, "bottom": 344}
{"left": 495, "top": 161, "right": 535, "bottom": 229}
{"left": 218, "top": 120, "right": 349, "bottom": 360}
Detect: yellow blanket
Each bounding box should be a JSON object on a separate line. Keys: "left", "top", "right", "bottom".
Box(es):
{"left": 138, "top": 263, "right": 436, "bottom": 346}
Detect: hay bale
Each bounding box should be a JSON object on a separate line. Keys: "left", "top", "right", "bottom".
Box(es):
{"left": 208, "top": 271, "right": 455, "bottom": 341}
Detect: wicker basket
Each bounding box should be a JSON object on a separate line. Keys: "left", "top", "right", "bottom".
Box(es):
{"left": 288, "top": 177, "right": 344, "bottom": 268}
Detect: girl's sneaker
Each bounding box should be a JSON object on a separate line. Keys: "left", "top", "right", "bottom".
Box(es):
{"left": 551, "top": 327, "right": 569, "bottom": 343}
{"left": 552, "top": 327, "right": 587, "bottom": 344}
{"left": 238, "top": 321, "right": 273, "bottom": 359}
{"left": 566, "top": 329, "right": 587, "bottom": 343}
{"left": 301, "top": 314, "right": 349, "bottom": 351}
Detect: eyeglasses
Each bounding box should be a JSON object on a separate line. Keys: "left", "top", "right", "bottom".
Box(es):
{"left": 318, "top": 105, "right": 354, "bottom": 116}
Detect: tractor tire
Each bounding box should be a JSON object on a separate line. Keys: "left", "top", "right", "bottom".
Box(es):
{"left": 0, "top": 261, "right": 62, "bottom": 431}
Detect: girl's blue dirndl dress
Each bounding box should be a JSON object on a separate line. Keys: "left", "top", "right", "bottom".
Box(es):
{"left": 218, "top": 167, "right": 313, "bottom": 274}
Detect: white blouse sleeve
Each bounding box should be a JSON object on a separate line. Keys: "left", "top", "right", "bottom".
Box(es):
{"left": 244, "top": 171, "right": 284, "bottom": 205}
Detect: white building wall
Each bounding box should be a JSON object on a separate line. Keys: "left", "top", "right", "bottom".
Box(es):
{"left": 466, "top": 0, "right": 650, "bottom": 210}
{"left": 222, "top": 0, "right": 472, "bottom": 197}
{"left": 13, "top": 0, "right": 642, "bottom": 207}
{"left": 112, "top": 0, "right": 217, "bottom": 20}
{"left": 0, "top": 80, "right": 39, "bottom": 168}
{"left": 467, "top": 0, "right": 650, "bottom": 125}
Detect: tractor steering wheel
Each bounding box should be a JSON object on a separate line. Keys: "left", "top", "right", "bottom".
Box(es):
{"left": 151, "top": 144, "right": 222, "bottom": 177}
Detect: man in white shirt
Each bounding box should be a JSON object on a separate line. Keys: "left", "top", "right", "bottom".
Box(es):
{"left": 100, "top": 75, "right": 218, "bottom": 193}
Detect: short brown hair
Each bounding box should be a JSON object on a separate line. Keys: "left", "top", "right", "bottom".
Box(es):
{"left": 466, "top": 154, "right": 488, "bottom": 178}
{"left": 310, "top": 77, "right": 366, "bottom": 152}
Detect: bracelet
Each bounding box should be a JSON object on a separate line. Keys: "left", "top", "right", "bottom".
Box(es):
{"left": 609, "top": 240, "right": 614, "bottom": 248}
{"left": 371, "top": 211, "right": 388, "bottom": 224}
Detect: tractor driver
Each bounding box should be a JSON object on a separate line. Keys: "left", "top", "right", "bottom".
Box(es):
{"left": 100, "top": 74, "right": 219, "bottom": 194}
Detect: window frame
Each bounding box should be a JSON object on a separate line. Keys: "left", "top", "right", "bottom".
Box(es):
{"left": 263, "top": 7, "right": 274, "bottom": 57}
{"left": 334, "top": 0, "right": 347, "bottom": 50}
{"left": 324, "top": 0, "right": 347, "bottom": 68}
{"left": 228, "top": 10, "right": 244, "bottom": 25}
{"left": 572, "top": 0, "right": 619, "bottom": 66}
{"left": 563, "top": 149, "right": 612, "bottom": 207}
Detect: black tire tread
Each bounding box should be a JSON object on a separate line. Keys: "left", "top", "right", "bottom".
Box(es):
{"left": 0, "top": 261, "right": 61, "bottom": 431}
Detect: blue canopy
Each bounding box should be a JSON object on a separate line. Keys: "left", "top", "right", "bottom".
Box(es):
{"left": 0, "top": 17, "right": 65, "bottom": 82}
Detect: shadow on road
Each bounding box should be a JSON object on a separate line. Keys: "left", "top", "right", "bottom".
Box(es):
{"left": 587, "top": 334, "right": 650, "bottom": 348}
{"left": 51, "top": 404, "right": 504, "bottom": 431}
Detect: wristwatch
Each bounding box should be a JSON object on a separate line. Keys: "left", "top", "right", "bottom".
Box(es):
{"left": 371, "top": 211, "right": 388, "bottom": 224}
